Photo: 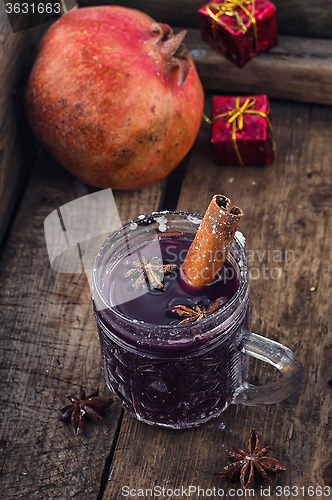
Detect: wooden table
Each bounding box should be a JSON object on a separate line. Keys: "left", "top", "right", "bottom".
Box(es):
{"left": 1, "top": 96, "right": 332, "bottom": 499}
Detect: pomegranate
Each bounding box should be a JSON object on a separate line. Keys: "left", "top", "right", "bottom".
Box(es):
{"left": 24, "top": 6, "right": 204, "bottom": 190}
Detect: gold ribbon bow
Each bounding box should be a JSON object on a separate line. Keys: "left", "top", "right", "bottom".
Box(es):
{"left": 206, "top": 0, "right": 258, "bottom": 49}
{"left": 205, "top": 96, "right": 273, "bottom": 165}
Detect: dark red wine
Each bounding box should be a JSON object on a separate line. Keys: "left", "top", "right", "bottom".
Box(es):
{"left": 93, "top": 234, "right": 248, "bottom": 428}
{"left": 108, "top": 239, "right": 239, "bottom": 326}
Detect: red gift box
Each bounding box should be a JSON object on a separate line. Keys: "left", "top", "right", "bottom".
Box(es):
{"left": 211, "top": 95, "right": 274, "bottom": 166}
{"left": 199, "top": 0, "right": 278, "bottom": 67}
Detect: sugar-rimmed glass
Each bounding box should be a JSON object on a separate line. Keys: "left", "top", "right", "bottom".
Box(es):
{"left": 92, "top": 211, "right": 303, "bottom": 428}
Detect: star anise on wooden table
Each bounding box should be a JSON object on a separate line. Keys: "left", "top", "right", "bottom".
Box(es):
{"left": 125, "top": 256, "right": 178, "bottom": 290}
{"left": 168, "top": 296, "right": 227, "bottom": 325}
{"left": 215, "top": 429, "right": 286, "bottom": 490}
{"left": 59, "top": 387, "right": 112, "bottom": 436}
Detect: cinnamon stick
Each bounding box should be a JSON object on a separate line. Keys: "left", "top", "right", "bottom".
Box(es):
{"left": 181, "top": 195, "right": 243, "bottom": 288}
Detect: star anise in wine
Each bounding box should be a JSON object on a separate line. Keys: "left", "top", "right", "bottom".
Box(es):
{"left": 168, "top": 296, "right": 227, "bottom": 325}
{"left": 215, "top": 429, "right": 286, "bottom": 489}
{"left": 59, "top": 387, "right": 112, "bottom": 436}
{"left": 125, "top": 256, "right": 178, "bottom": 290}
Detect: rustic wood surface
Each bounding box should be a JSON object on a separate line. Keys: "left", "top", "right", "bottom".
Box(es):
{"left": 185, "top": 29, "right": 332, "bottom": 106}
{"left": 1, "top": 97, "right": 332, "bottom": 499}
{"left": 0, "top": 4, "right": 50, "bottom": 250}
{"left": 79, "top": 0, "right": 332, "bottom": 39}
{"left": 0, "top": 152, "right": 163, "bottom": 499}
{"left": 272, "top": 0, "right": 332, "bottom": 39}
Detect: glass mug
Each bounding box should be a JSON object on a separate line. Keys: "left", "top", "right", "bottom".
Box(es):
{"left": 92, "top": 211, "right": 303, "bottom": 429}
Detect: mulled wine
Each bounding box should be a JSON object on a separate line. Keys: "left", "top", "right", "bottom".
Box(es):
{"left": 92, "top": 211, "right": 303, "bottom": 428}
{"left": 109, "top": 239, "right": 239, "bottom": 326}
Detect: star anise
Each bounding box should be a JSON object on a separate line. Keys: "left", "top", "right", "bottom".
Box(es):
{"left": 168, "top": 296, "right": 227, "bottom": 325}
{"left": 59, "top": 387, "right": 112, "bottom": 436}
{"left": 125, "top": 256, "right": 178, "bottom": 290}
{"left": 215, "top": 429, "right": 286, "bottom": 490}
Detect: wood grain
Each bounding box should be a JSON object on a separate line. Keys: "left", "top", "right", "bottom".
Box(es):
{"left": 79, "top": 0, "right": 332, "bottom": 39}
{"left": 102, "top": 98, "right": 332, "bottom": 497}
{"left": 273, "top": 0, "right": 332, "bottom": 39}
{"left": 185, "top": 29, "right": 332, "bottom": 106}
{"left": 0, "top": 151, "right": 162, "bottom": 498}
{"left": 0, "top": 4, "right": 49, "bottom": 250}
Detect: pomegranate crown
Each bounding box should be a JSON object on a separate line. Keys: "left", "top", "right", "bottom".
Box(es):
{"left": 151, "top": 22, "right": 191, "bottom": 86}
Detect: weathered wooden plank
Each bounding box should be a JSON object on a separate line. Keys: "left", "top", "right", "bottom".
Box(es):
{"left": 103, "top": 98, "right": 332, "bottom": 497}
{"left": 113, "top": 183, "right": 165, "bottom": 225}
{"left": 185, "top": 29, "right": 332, "bottom": 106}
{"left": 273, "top": 0, "right": 332, "bottom": 39}
{"left": 0, "top": 151, "right": 162, "bottom": 498}
{"left": 79, "top": 0, "right": 332, "bottom": 39}
{"left": 0, "top": 4, "right": 50, "bottom": 250}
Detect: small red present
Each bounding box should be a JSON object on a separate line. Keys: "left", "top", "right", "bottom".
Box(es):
{"left": 199, "top": 0, "right": 278, "bottom": 68}
{"left": 211, "top": 95, "right": 274, "bottom": 166}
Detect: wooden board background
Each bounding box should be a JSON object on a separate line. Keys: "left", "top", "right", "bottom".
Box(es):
{"left": 79, "top": 0, "right": 332, "bottom": 39}
{"left": 185, "top": 30, "right": 332, "bottom": 106}
{"left": 1, "top": 96, "right": 332, "bottom": 498}
{"left": 0, "top": 4, "right": 50, "bottom": 250}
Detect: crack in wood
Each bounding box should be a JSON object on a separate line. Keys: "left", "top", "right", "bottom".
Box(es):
{"left": 97, "top": 409, "right": 124, "bottom": 500}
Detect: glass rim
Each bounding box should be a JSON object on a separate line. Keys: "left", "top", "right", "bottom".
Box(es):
{"left": 92, "top": 210, "right": 248, "bottom": 331}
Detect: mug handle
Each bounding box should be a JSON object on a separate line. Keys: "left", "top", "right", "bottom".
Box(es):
{"left": 233, "top": 332, "right": 304, "bottom": 405}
